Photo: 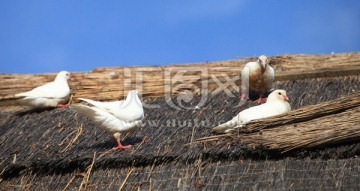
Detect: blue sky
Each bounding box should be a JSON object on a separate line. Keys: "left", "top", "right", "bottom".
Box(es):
{"left": 0, "top": 0, "right": 359, "bottom": 74}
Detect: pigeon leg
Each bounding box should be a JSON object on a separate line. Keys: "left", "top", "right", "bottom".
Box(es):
{"left": 57, "top": 103, "right": 69, "bottom": 108}
{"left": 112, "top": 133, "right": 131, "bottom": 150}
{"left": 240, "top": 93, "right": 248, "bottom": 100}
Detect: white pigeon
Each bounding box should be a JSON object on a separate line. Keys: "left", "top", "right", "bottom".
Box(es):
{"left": 240, "top": 55, "right": 274, "bottom": 103}
{"left": 15, "top": 71, "right": 71, "bottom": 108}
{"left": 71, "top": 90, "right": 144, "bottom": 150}
{"left": 212, "top": 89, "right": 291, "bottom": 133}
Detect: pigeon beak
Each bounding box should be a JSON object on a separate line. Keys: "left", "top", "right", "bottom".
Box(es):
{"left": 260, "top": 62, "right": 266, "bottom": 73}
{"left": 283, "top": 95, "right": 289, "bottom": 101}
{"left": 262, "top": 62, "right": 267, "bottom": 69}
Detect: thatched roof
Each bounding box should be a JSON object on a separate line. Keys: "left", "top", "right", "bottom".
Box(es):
{"left": 1, "top": 53, "right": 360, "bottom": 190}
{"left": 1, "top": 52, "right": 360, "bottom": 101}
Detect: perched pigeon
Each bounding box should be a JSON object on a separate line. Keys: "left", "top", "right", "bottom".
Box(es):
{"left": 240, "top": 55, "right": 274, "bottom": 103}
{"left": 15, "top": 71, "right": 71, "bottom": 108}
{"left": 212, "top": 89, "right": 291, "bottom": 133}
{"left": 71, "top": 90, "right": 144, "bottom": 150}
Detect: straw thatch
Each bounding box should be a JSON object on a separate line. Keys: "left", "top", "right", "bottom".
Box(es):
{"left": 1, "top": 52, "right": 360, "bottom": 102}
{"left": 1, "top": 53, "right": 360, "bottom": 190}
{"left": 250, "top": 106, "right": 360, "bottom": 153}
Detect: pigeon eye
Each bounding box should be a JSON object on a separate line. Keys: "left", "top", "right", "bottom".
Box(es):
{"left": 278, "top": 92, "right": 281, "bottom": 95}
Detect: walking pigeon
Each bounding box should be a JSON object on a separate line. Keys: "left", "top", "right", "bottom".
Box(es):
{"left": 71, "top": 90, "right": 144, "bottom": 150}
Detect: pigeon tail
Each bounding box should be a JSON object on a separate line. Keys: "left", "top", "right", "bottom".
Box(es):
{"left": 211, "top": 118, "right": 238, "bottom": 132}
{"left": 224, "top": 123, "right": 246, "bottom": 133}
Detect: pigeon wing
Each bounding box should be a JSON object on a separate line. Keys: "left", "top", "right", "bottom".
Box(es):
{"left": 15, "top": 81, "right": 69, "bottom": 99}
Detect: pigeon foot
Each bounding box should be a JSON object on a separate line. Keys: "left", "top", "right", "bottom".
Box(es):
{"left": 254, "top": 97, "right": 267, "bottom": 103}
{"left": 57, "top": 104, "right": 69, "bottom": 108}
{"left": 240, "top": 93, "right": 248, "bottom": 100}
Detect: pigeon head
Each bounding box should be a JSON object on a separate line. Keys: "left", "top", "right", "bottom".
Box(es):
{"left": 258, "top": 55, "right": 269, "bottom": 72}
{"left": 55, "top": 71, "right": 71, "bottom": 81}
{"left": 268, "top": 89, "right": 289, "bottom": 102}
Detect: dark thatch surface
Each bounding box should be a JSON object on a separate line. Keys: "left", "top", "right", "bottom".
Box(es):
{"left": 0, "top": 75, "right": 360, "bottom": 190}
{"left": 2, "top": 159, "right": 360, "bottom": 190}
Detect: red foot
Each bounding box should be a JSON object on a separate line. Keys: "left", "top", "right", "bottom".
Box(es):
{"left": 57, "top": 104, "right": 69, "bottom": 108}
{"left": 254, "top": 97, "right": 267, "bottom": 103}
{"left": 240, "top": 93, "right": 248, "bottom": 100}
{"left": 112, "top": 137, "right": 132, "bottom": 150}
{"left": 113, "top": 143, "right": 132, "bottom": 150}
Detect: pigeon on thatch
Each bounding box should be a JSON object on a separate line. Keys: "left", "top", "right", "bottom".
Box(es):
{"left": 213, "top": 89, "right": 291, "bottom": 133}
{"left": 14, "top": 71, "right": 71, "bottom": 108}
{"left": 240, "top": 55, "right": 274, "bottom": 103}
{"left": 71, "top": 90, "right": 144, "bottom": 150}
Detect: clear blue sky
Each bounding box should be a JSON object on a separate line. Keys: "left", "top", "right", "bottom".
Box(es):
{"left": 1, "top": 0, "right": 359, "bottom": 74}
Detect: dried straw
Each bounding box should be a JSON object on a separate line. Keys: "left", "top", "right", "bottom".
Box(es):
{"left": 118, "top": 168, "right": 134, "bottom": 191}
{"left": 1, "top": 53, "right": 360, "bottom": 103}
{"left": 78, "top": 152, "right": 96, "bottom": 191}
{"left": 250, "top": 107, "right": 360, "bottom": 153}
